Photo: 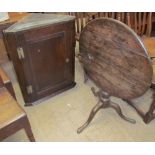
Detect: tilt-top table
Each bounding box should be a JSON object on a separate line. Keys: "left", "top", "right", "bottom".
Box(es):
{"left": 77, "top": 18, "right": 153, "bottom": 133}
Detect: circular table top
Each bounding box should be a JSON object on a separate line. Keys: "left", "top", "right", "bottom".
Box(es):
{"left": 79, "top": 18, "right": 153, "bottom": 100}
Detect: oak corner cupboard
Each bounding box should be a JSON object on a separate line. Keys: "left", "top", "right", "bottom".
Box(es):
{"left": 4, "top": 13, "right": 76, "bottom": 106}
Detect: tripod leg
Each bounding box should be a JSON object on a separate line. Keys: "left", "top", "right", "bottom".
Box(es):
{"left": 109, "top": 101, "right": 136, "bottom": 124}
{"left": 77, "top": 100, "right": 103, "bottom": 134}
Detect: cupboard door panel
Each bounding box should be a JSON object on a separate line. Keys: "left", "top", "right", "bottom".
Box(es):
{"left": 25, "top": 32, "right": 70, "bottom": 95}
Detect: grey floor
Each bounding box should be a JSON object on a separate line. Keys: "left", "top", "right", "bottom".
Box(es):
{"left": 1, "top": 57, "right": 155, "bottom": 141}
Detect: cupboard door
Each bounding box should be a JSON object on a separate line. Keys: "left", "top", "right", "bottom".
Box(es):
{"left": 23, "top": 31, "right": 73, "bottom": 97}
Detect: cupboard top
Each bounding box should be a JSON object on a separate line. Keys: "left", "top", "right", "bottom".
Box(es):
{"left": 4, "top": 13, "right": 75, "bottom": 33}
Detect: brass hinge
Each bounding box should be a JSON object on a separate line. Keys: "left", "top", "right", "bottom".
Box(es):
{"left": 26, "top": 85, "right": 33, "bottom": 94}
{"left": 17, "top": 47, "right": 25, "bottom": 59}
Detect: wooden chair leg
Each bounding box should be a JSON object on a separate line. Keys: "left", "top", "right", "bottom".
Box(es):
{"left": 23, "top": 116, "right": 35, "bottom": 142}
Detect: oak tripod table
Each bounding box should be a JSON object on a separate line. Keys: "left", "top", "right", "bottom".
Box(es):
{"left": 77, "top": 18, "right": 154, "bottom": 134}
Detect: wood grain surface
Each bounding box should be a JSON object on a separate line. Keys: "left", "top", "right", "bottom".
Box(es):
{"left": 79, "top": 18, "right": 153, "bottom": 99}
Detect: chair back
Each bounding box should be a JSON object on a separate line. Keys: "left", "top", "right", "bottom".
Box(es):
{"left": 70, "top": 12, "right": 153, "bottom": 40}
{"left": 72, "top": 12, "right": 134, "bottom": 39}
{"left": 129, "top": 12, "right": 152, "bottom": 37}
